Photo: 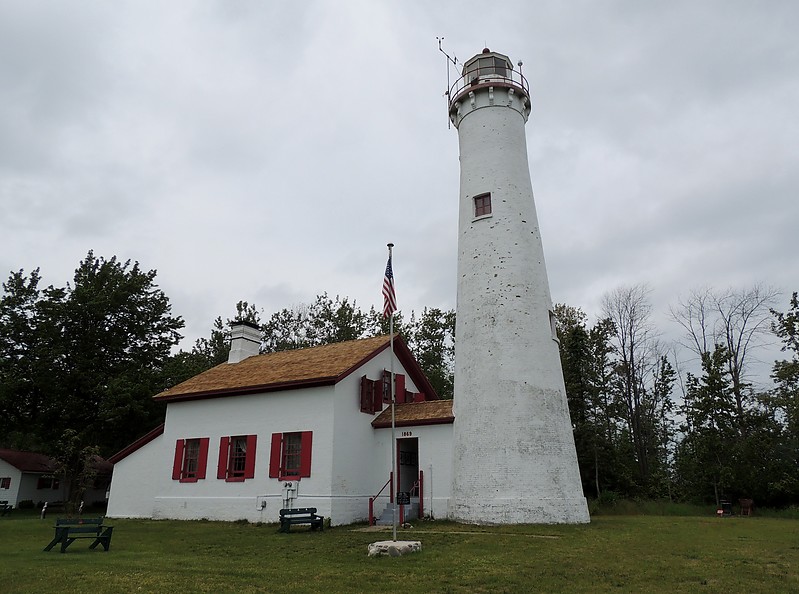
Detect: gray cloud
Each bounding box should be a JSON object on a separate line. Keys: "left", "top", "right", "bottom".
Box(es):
{"left": 0, "top": 1, "right": 796, "bottom": 380}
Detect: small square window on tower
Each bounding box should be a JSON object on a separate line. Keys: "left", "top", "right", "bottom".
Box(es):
{"left": 474, "top": 193, "right": 492, "bottom": 217}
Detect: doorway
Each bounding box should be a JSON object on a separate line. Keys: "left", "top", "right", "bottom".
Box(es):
{"left": 396, "top": 437, "right": 419, "bottom": 495}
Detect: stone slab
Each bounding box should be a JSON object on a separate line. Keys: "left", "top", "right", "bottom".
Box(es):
{"left": 367, "top": 540, "right": 422, "bottom": 557}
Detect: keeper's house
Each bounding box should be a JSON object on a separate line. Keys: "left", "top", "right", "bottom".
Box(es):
{"left": 106, "top": 324, "right": 454, "bottom": 525}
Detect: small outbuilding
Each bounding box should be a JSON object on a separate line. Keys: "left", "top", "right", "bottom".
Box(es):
{"left": 0, "top": 449, "right": 111, "bottom": 509}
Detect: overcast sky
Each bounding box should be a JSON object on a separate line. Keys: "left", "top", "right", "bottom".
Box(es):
{"left": 1, "top": 1, "right": 796, "bottom": 384}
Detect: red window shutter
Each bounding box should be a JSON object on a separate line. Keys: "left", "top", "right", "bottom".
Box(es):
{"left": 217, "top": 436, "right": 230, "bottom": 479}
{"left": 269, "top": 433, "right": 282, "bottom": 478}
{"left": 395, "top": 374, "right": 405, "bottom": 403}
{"left": 172, "top": 439, "right": 185, "bottom": 480}
{"left": 244, "top": 434, "right": 257, "bottom": 479}
{"left": 196, "top": 438, "right": 210, "bottom": 480}
{"left": 414, "top": 392, "right": 425, "bottom": 403}
{"left": 299, "top": 431, "right": 313, "bottom": 478}
{"left": 360, "top": 376, "right": 373, "bottom": 414}
{"left": 372, "top": 379, "right": 382, "bottom": 413}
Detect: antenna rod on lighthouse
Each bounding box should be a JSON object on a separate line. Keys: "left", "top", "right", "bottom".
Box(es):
{"left": 437, "top": 37, "right": 458, "bottom": 128}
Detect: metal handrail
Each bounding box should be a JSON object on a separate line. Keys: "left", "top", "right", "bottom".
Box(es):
{"left": 368, "top": 472, "right": 393, "bottom": 526}
{"left": 448, "top": 65, "right": 529, "bottom": 110}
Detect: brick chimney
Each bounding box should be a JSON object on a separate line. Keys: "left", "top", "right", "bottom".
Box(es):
{"left": 228, "top": 321, "right": 261, "bottom": 364}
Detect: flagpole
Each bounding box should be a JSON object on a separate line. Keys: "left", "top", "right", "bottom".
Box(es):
{"left": 387, "top": 242, "right": 397, "bottom": 543}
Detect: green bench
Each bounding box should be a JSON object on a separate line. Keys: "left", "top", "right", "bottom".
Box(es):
{"left": 279, "top": 507, "right": 324, "bottom": 533}
{"left": 0, "top": 501, "right": 12, "bottom": 516}
{"left": 43, "top": 517, "right": 114, "bottom": 553}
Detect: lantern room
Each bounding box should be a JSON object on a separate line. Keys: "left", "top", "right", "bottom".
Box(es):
{"left": 447, "top": 47, "right": 530, "bottom": 114}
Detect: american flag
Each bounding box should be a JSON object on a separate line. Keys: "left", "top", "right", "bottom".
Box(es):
{"left": 382, "top": 253, "right": 397, "bottom": 318}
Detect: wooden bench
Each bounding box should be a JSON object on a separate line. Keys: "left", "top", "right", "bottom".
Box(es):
{"left": 43, "top": 517, "right": 114, "bottom": 553}
{"left": 279, "top": 507, "right": 324, "bottom": 533}
{"left": 0, "top": 501, "right": 12, "bottom": 517}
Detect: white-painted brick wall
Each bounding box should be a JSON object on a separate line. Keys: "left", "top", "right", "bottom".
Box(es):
{"left": 449, "top": 53, "right": 589, "bottom": 524}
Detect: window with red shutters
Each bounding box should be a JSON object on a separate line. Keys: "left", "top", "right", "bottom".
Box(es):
{"left": 171, "top": 438, "right": 210, "bottom": 482}
{"left": 382, "top": 369, "right": 391, "bottom": 403}
{"left": 269, "top": 431, "right": 313, "bottom": 479}
{"left": 379, "top": 371, "right": 406, "bottom": 403}
{"left": 0, "top": 477, "right": 10, "bottom": 489}
{"left": 216, "top": 434, "right": 257, "bottom": 481}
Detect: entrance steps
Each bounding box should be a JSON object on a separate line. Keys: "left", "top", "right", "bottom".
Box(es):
{"left": 375, "top": 498, "right": 419, "bottom": 525}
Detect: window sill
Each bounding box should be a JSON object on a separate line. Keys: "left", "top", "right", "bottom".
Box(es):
{"left": 472, "top": 213, "right": 493, "bottom": 222}
{"left": 179, "top": 477, "right": 199, "bottom": 483}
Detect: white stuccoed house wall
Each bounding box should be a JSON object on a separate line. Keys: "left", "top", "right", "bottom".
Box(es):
{"left": 153, "top": 386, "right": 337, "bottom": 523}
{"left": 373, "top": 423, "right": 452, "bottom": 520}
{"left": 330, "top": 350, "right": 410, "bottom": 522}
{"left": 448, "top": 49, "right": 589, "bottom": 524}
{"left": 0, "top": 459, "right": 23, "bottom": 505}
{"left": 106, "top": 433, "right": 164, "bottom": 518}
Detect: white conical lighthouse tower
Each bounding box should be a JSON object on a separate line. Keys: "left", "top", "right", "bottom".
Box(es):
{"left": 448, "top": 48, "right": 589, "bottom": 524}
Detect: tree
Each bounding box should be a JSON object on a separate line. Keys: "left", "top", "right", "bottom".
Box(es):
{"left": 766, "top": 292, "right": 799, "bottom": 503}
{"left": 0, "top": 252, "right": 184, "bottom": 498}
{"left": 602, "top": 284, "right": 675, "bottom": 496}
{"left": 260, "top": 294, "right": 454, "bottom": 397}
{"left": 161, "top": 301, "right": 262, "bottom": 389}
{"left": 0, "top": 268, "right": 52, "bottom": 450}
{"left": 407, "top": 308, "right": 456, "bottom": 399}
{"left": 51, "top": 429, "right": 101, "bottom": 514}
{"left": 555, "top": 304, "right": 617, "bottom": 498}
{"left": 671, "top": 285, "right": 779, "bottom": 431}
{"left": 771, "top": 292, "right": 799, "bottom": 435}
{"left": 674, "top": 346, "right": 738, "bottom": 504}
{"left": 262, "top": 294, "right": 372, "bottom": 352}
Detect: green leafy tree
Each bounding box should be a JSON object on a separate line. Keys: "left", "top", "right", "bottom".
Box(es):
{"left": 51, "top": 429, "right": 101, "bottom": 515}
{"left": 407, "top": 308, "right": 456, "bottom": 399}
{"left": 260, "top": 294, "right": 453, "bottom": 397}
{"left": 161, "top": 301, "right": 262, "bottom": 389}
{"left": 766, "top": 292, "right": 799, "bottom": 503}
{"left": 771, "top": 292, "right": 799, "bottom": 437}
{"left": 674, "top": 346, "right": 737, "bottom": 504}
{"left": 0, "top": 269, "right": 42, "bottom": 449}
{"left": 261, "top": 294, "right": 370, "bottom": 352}
{"left": 555, "top": 304, "right": 636, "bottom": 498}
{"left": 0, "top": 252, "right": 184, "bottom": 495}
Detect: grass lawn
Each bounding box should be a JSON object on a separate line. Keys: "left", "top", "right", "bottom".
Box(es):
{"left": 1, "top": 512, "right": 797, "bottom": 593}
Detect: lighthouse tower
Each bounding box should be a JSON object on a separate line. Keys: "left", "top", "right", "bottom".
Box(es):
{"left": 448, "top": 49, "right": 589, "bottom": 524}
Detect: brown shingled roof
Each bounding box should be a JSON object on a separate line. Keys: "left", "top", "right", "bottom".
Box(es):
{"left": 0, "top": 449, "right": 54, "bottom": 473}
{"left": 371, "top": 400, "right": 454, "bottom": 428}
{"left": 156, "top": 335, "right": 440, "bottom": 403}
{"left": 0, "top": 449, "right": 112, "bottom": 474}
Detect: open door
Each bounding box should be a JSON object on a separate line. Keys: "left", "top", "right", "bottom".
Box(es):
{"left": 396, "top": 437, "right": 419, "bottom": 498}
